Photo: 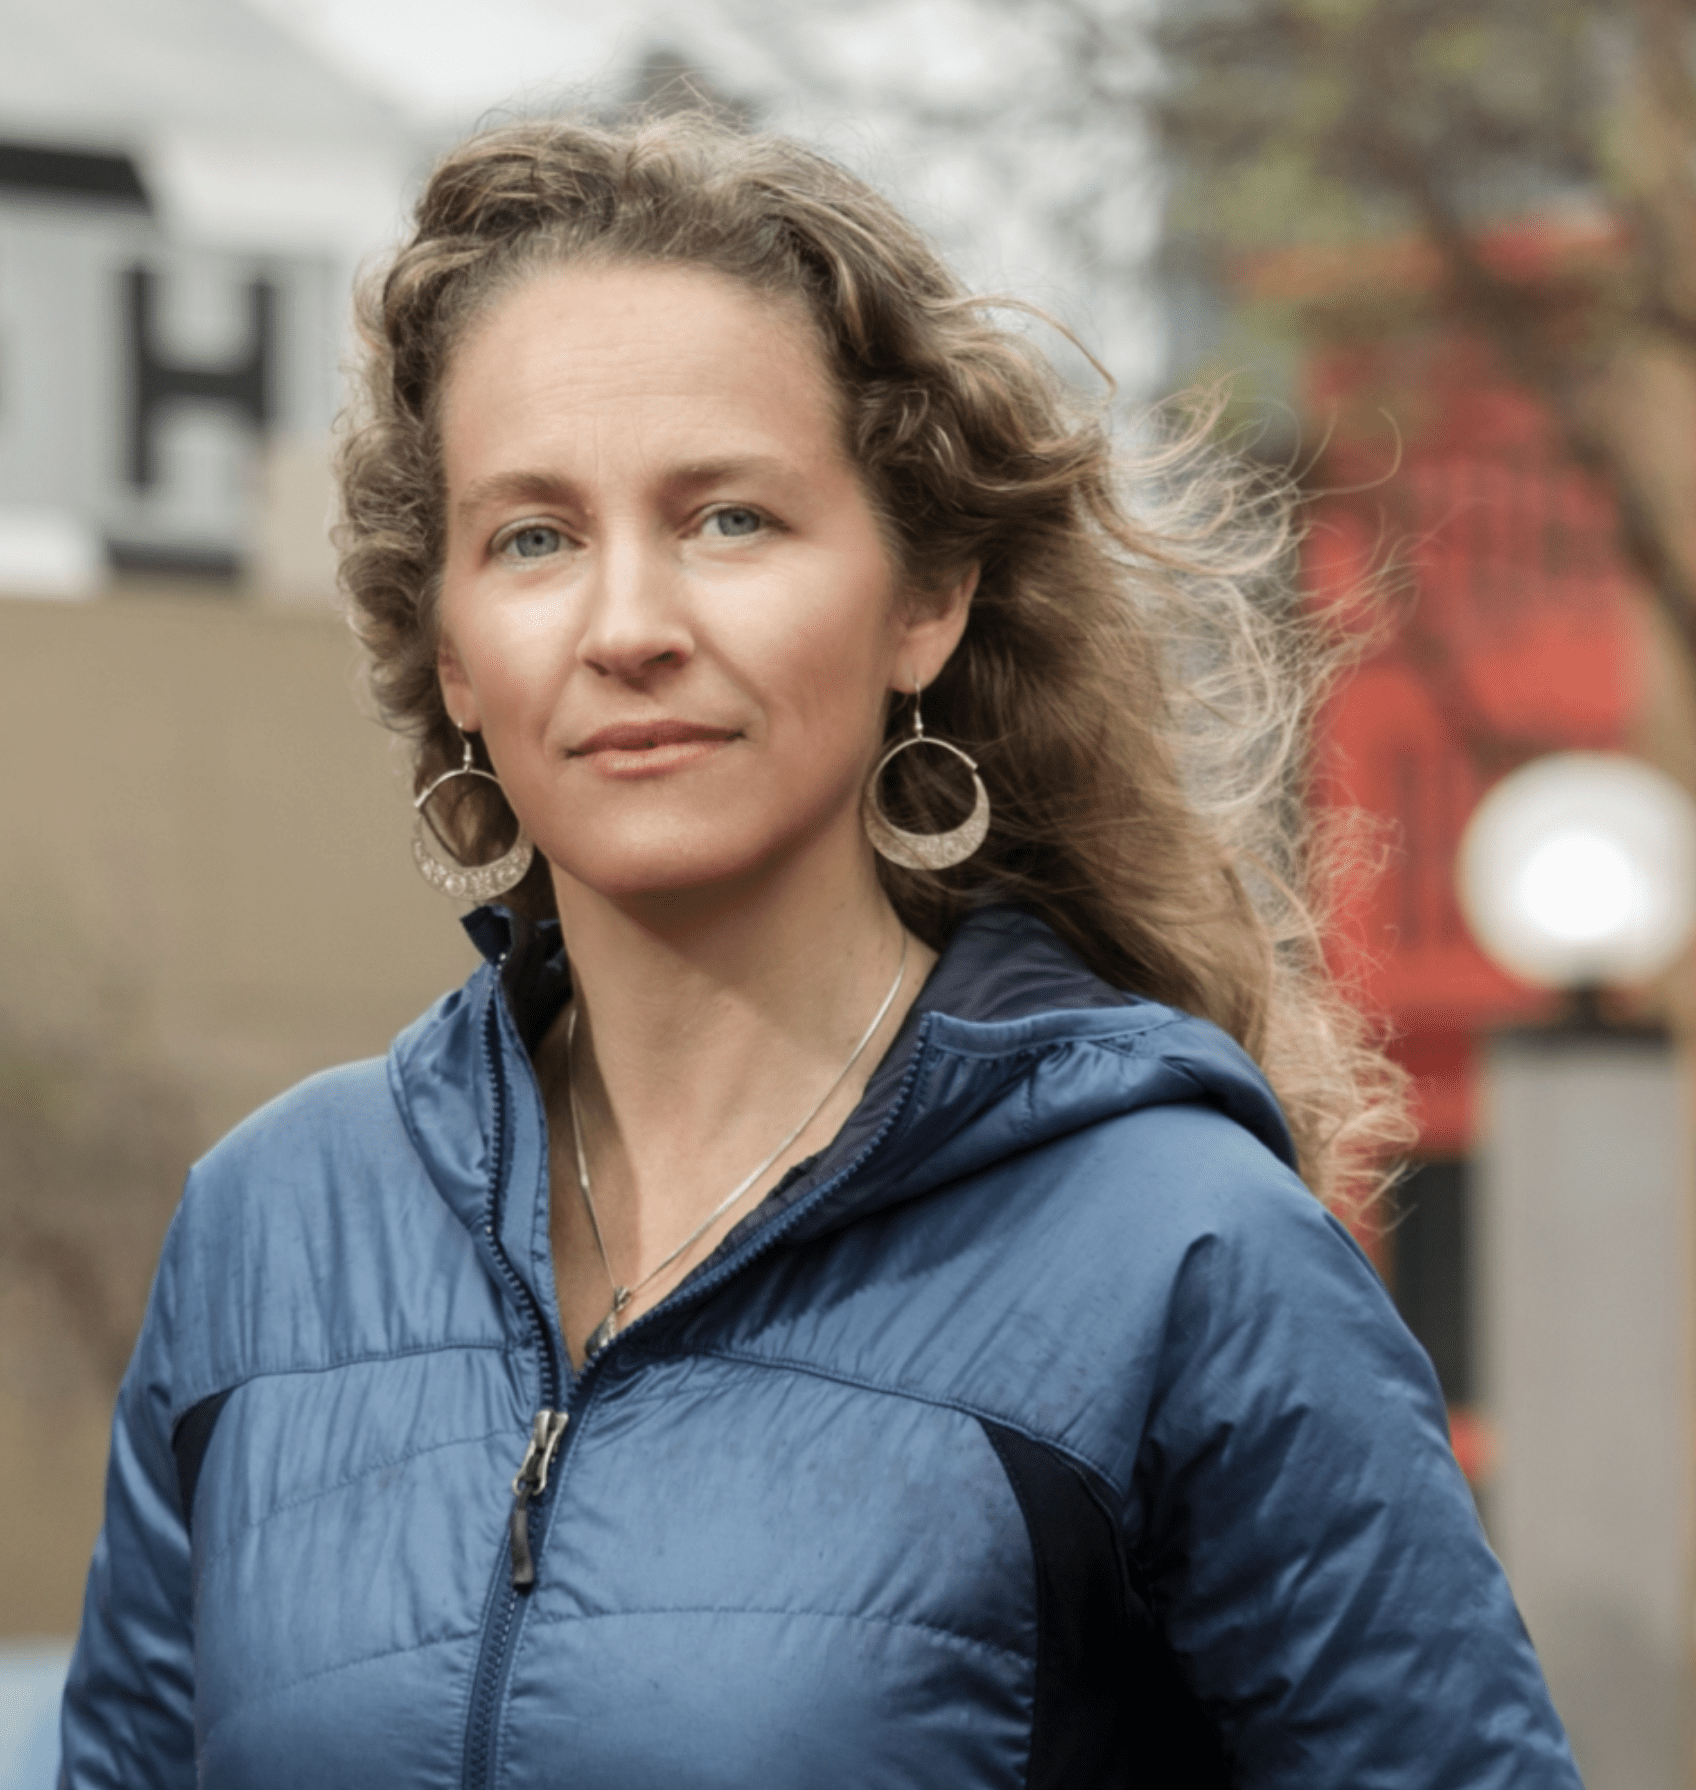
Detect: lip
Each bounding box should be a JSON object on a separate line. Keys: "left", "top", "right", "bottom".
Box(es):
{"left": 570, "top": 720, "right": 741, "bottom": 756}
{"left": 566, "top": 719, "right": 742, "bottom": 779}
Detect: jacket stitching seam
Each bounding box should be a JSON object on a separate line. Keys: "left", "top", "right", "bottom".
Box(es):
{"left": 1091, "top": 1040, "right": 1226, "bottom": 1100}
{"left": 386, "top": 967, "right": 498, "bottom": 1207}
{"left": 387, "top": 1030, "right": 460, "bottom": 1193}
{"left": 686, "top": 1345, "right": 1124, "bottom": 1497}
{"left": 197, "top": 1624, "right": 486, "bottom": 1755}
{"left": 521, "top": 1602, "right": 1031, "bottom": 1667}
{"left": 195, "top": 1424, "right": 515, "bottom": 1571}
{"left": 388, "top": 1059, "right": 434, "bottom": 1176}
{"left": 924, "top": 1015, "right": 1182, "bottom": 1065}
{"left": 168, "top": 1340, "right": 514, "bottom": 1429}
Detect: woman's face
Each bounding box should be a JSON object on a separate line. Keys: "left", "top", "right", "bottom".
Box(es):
{"left": 435, "top": 261, "right": 972, "bottom": 907}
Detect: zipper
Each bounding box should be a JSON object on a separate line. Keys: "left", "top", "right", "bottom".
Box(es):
{"left": 507, "top": 1409, "right": 567, "bottom": 1590}
{"left": 462, "top": 987, "right": 569, "bottom": 1790}
{"left": 460, "top": 971, "right": 935, "bottom": 1790}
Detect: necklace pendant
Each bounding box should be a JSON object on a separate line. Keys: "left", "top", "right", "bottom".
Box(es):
{"left": 585, "top": 1287, "right": 632, "bottom": 1358}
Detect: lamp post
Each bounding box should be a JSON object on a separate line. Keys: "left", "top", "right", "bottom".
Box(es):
{"left": 1457, "top": 752, "right": 1696, "bottom": 1790}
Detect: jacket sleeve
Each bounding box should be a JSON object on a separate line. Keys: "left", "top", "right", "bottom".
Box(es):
{"left": 59, "top": 1201, "right": 197, "bottom": 1790}
{"left": 1132, "top": 1173, "right": 1581, "bottom": 1789}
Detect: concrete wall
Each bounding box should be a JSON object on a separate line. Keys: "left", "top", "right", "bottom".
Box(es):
{"left": 1481, "top": 1035, "right": 1696, "bottom": 1790}
{"left": 0, "top": 588, "right": 476, "bottom": 1634}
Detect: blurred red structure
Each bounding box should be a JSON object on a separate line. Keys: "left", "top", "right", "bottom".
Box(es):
{"left": 1306, "top": 324, "right": 1645, "bottom": 1153}
{"left": 1226, "top": 216, "right": 1657, "bottom": 1488}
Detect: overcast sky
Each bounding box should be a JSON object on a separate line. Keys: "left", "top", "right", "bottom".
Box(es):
{"left": 243, "top": 0, "right": 1048, "bottom": 136}
{"left": 238, "top": 0, "right": 1167, "bottom": 390}
{"left": 244, "top": 0, "right": 666, "bottom": 129}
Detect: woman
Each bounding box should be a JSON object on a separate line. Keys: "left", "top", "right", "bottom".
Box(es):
{"left": 61, "top": 115, "right": 1579, "bottom": 1787}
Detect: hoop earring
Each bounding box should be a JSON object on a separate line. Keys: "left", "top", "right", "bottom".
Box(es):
{"left": 862, "top": 683, "right": 990, "bottom": 871}
{"left": 412, "top": 730, "right": 536, "bottom": 902}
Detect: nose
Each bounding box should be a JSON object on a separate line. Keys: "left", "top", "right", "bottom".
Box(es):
{"left": 575, "top": 529, "right": 694, "bottom": 682}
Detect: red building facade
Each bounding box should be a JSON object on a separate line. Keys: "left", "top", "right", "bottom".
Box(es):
{"left": 1289, "top": 293, "right": 1650, "bottom": 1475}
{"left": 1307, "top": 327, "right": 1644, "bottom": 1152}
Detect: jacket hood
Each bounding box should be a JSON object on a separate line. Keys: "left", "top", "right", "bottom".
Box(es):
{"left": 388, "top": 904, "right": 1297, "bottom": 1271}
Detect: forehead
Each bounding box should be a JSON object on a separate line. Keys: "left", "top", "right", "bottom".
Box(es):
{"left": 440, "top": 261, "right": 847, "bottom": 480}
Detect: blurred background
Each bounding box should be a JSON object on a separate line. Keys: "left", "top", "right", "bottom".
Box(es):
{"left": 1, "top": 0, "right": 1694, "bottom": 1784}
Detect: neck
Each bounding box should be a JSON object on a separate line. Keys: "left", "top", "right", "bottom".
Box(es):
{"left": 540, "top": 826, "right": 935, "bottom": 1258}
{"left": 535, "top": 824, "right": 940, "bottom": 1363}
{"left": 558, "top": 838, "right": 906, "bottom": 1057}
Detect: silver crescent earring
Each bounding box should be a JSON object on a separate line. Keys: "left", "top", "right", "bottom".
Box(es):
{"left": 862, "top": 681, "right": 991, "bottom": 871}
{"left": 412, "top": 728, "right": 536, "bottom": 902}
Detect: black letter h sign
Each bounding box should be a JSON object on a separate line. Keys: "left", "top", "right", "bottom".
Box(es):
{"left": 124, "top": 264, "right": 276, "bottom": 490}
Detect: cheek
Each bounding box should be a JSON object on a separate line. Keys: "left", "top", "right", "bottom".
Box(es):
{"left": 755, "top": 631, "right": 889, "bottom": 775}
{"left": 439, "top": 581, "right": 573, "bottom": 728}
{"left": 749, "top": 551, "right": 902, "bottom": 720}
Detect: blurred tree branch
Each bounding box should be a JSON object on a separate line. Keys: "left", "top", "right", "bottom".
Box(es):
{"left": 712, "top": 0, "right": 1167, "bottom": 391}
{"left": 1149, "top": 0, "right": 1696, "bottom": 673}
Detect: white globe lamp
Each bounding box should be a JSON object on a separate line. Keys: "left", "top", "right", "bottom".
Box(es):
{"left": 1456, "top": 751, "right": 1696, "bottom": 992}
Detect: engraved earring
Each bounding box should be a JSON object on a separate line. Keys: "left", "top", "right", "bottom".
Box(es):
{"left": 412, "top": 728, "right": 535, "bottom": 902}
{"left": 862, "top": 680, "right": 990, "bottom": 871}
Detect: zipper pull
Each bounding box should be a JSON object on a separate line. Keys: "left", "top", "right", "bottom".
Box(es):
{"left": 508, "top": 1409, "right": 568, "bottom": 1592}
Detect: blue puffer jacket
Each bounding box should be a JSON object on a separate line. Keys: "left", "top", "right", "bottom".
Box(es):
{"left": 62, "top": 905, "right": 1579, "bottom": 1789}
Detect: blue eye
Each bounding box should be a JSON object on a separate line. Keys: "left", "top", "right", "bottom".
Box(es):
{"left": 501, "top": 524, "right": 563, "bottom": 560}
{"left": 705, "top": 507, "right": 764, "bottom": 538}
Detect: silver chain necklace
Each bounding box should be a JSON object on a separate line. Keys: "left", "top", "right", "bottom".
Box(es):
{"left": 565, "top": 933, "right": 910, "bottom": 1357}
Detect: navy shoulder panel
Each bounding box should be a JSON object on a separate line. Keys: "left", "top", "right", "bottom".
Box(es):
{"left": 172, "top": 1387, "right": 235, "bottom": 1532}
{"left": 980, "top": 1419, "right": 1230, "bottom": 1790}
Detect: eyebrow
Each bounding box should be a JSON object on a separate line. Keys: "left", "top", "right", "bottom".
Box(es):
{"left": 454, "top": 456, "right": 803, "bottom": 526}
{"left": 455, "top": 470, "right": 576, "bottom": 527}
{"left": 670, "top": 455, "right": 795, "bottom": 489}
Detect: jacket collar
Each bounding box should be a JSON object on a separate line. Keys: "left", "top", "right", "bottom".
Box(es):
{"left": 770, "top": 905, "right": 1296, "bottom": 1243}
{"left": 390, "top": 904, "right": 1296, "bottom": 1276}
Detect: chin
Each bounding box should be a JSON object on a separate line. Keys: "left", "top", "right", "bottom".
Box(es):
{"left": 549, "top": 837, "right": 783, "bottom": 905}
{"left": 544, "top": 813, "right": 854, "bottom": 910}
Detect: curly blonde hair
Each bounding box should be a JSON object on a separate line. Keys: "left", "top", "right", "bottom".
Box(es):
{"left": 337, "top": 112, "right": 1410, "bottom": 1210}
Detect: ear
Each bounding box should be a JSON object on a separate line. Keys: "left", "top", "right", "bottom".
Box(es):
{"left": 436, "top": 634, "right": 479, "bottom": 732}
{"left": 896, "top": 563, "right": 978, "bottom": 692}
